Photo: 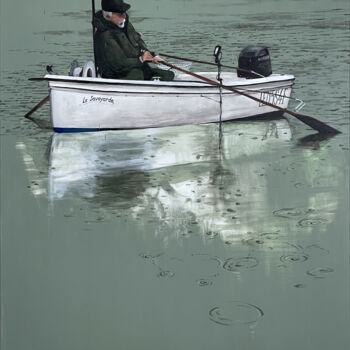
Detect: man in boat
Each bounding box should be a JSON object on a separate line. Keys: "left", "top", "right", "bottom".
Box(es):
{"left": 93, "top": 0, "right": 175, "bottom": 81}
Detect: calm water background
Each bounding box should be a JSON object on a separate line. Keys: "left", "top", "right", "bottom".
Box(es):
{"left": 1, "top": 0, "right": 349, "bottom": 349}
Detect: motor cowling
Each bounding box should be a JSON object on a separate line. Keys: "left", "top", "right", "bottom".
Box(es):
{"left": 238, "top": 46, "right": 272, "bottom": 79}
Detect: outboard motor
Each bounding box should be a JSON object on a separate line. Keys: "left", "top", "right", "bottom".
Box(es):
{"left": 238, "top": 46, "right": 272, "bottom": 79}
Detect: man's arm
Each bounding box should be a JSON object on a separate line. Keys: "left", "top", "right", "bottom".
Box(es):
{"left": 128, "top": 22, "right": 148, "bottom": 51}
{"left": 127, "top": 22, "right": 164, "bottom": 63}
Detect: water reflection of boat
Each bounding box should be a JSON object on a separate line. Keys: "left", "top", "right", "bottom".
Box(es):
{"left": 47, "top": 118, "right": 294, "bottom": 234}
{"left": 49, "top": 117, "right": 292, "bottom": 180}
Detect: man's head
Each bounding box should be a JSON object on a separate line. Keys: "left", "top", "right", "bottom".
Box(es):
{"left": 102, "top": 0, "right": 130, "bottom": 27}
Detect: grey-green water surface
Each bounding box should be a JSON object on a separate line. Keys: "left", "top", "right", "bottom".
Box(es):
{"left": 1, "top": 0, "right": 349, "bottom": 349}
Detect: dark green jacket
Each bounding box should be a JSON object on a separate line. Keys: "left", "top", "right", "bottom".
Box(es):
{"left": 93, "top": 11, "right": 148, "bottom": 78}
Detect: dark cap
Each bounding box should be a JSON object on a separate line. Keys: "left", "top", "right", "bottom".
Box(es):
{"left": 101, "top": 0, "right": 131, "bottom": 13}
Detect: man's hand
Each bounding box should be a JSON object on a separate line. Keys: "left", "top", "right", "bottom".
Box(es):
{"left": 152, "top": 56, "right": 164, "bottom": 64}
{"left": 141, "top": 51, "right": 154, "bottom": 62}
{"left": 141, "top": 51, "right": 164, "bottom": 64}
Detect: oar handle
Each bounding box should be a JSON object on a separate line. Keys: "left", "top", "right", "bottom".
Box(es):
{"left": 160, "top": 61, "right": 340, "bottom": 134}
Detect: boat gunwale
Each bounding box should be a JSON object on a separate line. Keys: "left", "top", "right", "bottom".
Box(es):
{"left": 45, "top": 73, "right": 295, "bottom": 89}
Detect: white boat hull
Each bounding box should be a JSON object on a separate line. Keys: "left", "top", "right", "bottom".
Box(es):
{"left": 47, "top": 72, "right": 294, "bottom": 132}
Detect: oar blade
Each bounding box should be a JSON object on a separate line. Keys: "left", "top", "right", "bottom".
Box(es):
{"left": 24, "top": 95, "right": 50, "bottom": 119}
{"left": 293, "top": 113, "right": 341, "bottom": 135}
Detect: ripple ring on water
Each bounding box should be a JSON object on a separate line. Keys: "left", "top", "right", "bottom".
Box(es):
{"left": 197, "top": 278, "right": 213, "bottom": 287}
{"left": 223, "top": 257, "right": 259, "bottom": 271}
{"left": 157, "top": 270, "right": 175, "bottom": 278}
{"left": 209, "top": 301, "right": 264, "bottom": 326}
{"left": 307, "top": 267, "right": 334, "bottom": 278}
{"left": 242, "top": 238, "right": 265, "bottom": 246}
{"left": 280, "top": 253, "right": 309, "bottom": 263}
{"left": 273, "top": 208, "right": 304, "bottom": 218}
{"left": 139, "top": 253, "right": 154, "bottom": 260}
{"left": 139, "top": 252, "right": 163, "bottom": 260}
{"left": 260, "top": 232, "right": 279, "bottom": 240}
{"left": 298, "top": 218, "right": 328, "bottom": 227}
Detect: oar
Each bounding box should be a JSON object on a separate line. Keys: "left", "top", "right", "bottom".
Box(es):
{"left": 159, "top": 52, "right": 264, "bottom": 78}
{"left": 24, "top": 95, "right": 50, "bottom": 119}
{"left": 28, "top": 77, "right": 46, "bottom": 81}
{"left": 159, "top": 61, "right": 341, "bottom": 135}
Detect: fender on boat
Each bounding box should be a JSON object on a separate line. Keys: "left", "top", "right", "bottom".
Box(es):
{"left": 82, "top": 61, "right": 96, "bottom": 78}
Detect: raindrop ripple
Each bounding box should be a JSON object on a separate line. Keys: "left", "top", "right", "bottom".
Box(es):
{"left": 223, "top": 257, "right": 259, "bottom": 271}
{"left": 209, "top": 301, "right": 264, "bottom": 326}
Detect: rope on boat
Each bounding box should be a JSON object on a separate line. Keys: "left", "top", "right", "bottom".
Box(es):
{"left": 232, "top": 87, "right": 306, "bottom": 112}
{"left": 214, "top": 46, "right": 224, "bottom": 150}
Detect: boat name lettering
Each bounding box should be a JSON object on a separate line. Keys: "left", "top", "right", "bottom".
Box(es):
{"left": 82, "top": 96, "right": 115, "bottom": 104}
{"left": 259, "top": 88, "right": 286, "bottom": 106}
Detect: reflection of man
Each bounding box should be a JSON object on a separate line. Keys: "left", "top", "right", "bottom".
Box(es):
{"left": 94, "top": 0, "right": 174, "bottom": 81}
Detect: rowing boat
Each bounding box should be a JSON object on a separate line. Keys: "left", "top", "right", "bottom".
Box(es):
{"left": 46, "top": 71, "right": 294, "bottom": 133}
